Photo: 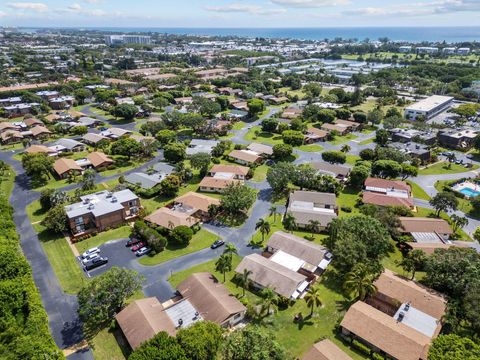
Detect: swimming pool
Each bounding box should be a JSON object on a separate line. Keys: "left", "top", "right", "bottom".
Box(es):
{"left": 458, "top": 187, "right": 480, "bottom": 197}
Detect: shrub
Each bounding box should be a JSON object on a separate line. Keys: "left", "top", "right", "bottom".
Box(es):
{"left": 170, "top": 226, "right": 193, "bottom": 246}
{"left": 341, "top": 206, "right": 352, "bottom": 213}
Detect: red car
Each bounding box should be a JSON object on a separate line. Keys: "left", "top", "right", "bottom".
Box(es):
{"left": 131, "top": 242, "right": 145, "bottom": 252}
{"left": 126, "top": 238, "right": 141, "bottom": 247}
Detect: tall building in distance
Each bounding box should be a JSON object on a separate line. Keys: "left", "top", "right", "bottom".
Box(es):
{"left": 105, "top": 35, "right": 152, "bottom": 46}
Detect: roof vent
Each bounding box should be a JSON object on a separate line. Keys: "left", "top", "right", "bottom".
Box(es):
{"left": 178, "top": 318, "right": 183, "bottom": 327}
{"left": 87, "top": 203, "right": 94, "bottom": 210}
{"left": 106, "top": 192, "right": 112, "bottom": 198}
{"left": 82, "top": 198, "right": 90, "bottom": 204}
{"left": 398, "top": 311, "right": 405, "bottom": 322}
{"left": 404, "top": 303, "right": 410, "bottom": 311}
{"left": 194, "top": 311, "right": 199, "bottom": 319}
{"left": 111, "top": 196, "right": 117, "bottom": 203}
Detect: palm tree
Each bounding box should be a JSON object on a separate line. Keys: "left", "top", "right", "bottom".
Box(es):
{"left": 269, "top": 205, "right": 278, "bottom": 222}
{"left": 215, "top": 254, "right": 232, "bottom": 282}
{"left": 238, "top": 269, "right": 252, "bottom": 297}
{"left": 304, "top": 286, "right": 322, "bottom": 316}
{"left": 255, "top": 218, "right": 271, "bottom": 243}
{"left": 341, "top": 144, "right": 351, "bottom": 153}
{"left": 223, "top": 243, "right": 238, "bottom": 258}
{"left": 308, "top": 219, "right": 321, "bottom": 234}
{"left": 343, "top": 264, "right": 378, "bottom": 301}
{"left": 282, "top": 213, "right": 297, "bottom": 232}
{"left": 260, "top": 287, "right": 278, "bottom": 316}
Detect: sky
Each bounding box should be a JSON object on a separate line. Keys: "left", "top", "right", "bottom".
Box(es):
{"left": 1, "top": 0, "right": 480, "bottom": 28}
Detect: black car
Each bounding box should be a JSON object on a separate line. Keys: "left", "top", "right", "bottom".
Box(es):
{"left": 125, "top": 238, "right": 141, "bottom": 247}
{"left": 211, "top": 240, "right": 225, "bottom": 249}
{"left": 84, "top": 256, "right": 108, "bottom": 271}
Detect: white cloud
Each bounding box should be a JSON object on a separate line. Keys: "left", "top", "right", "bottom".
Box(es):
{"left": 68, "top": 3, "right": 82, "bottom": 11}
{"left": 0, "top": 11, "right": 7, "bottom": 17}
{"left": 205, "top": 3, "right": 286, "bottom": 16}
{"left": 343, "top": 0, "right": 480, "bottom": 17}
{"left": 270, "top": 0, "right": 350, "bottom": 7}
{"left": 7, "top": 2, "right": 48, "bottom": 11}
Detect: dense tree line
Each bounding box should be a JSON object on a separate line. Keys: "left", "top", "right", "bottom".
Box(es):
{"left": 0, "top": 195, "right": 63, "bottom": 359}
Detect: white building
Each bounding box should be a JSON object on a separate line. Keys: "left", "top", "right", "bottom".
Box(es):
{"left": 457, "top": 47, "right": 471, "bottom": 55}
{"left": 417, "top": 47, "right": 439, "bottom": 54}
{"left": 399, "top": 46, "right": 412, "bottom": 53}
{"left": 105, "top": 35, "right": 151, "bottom": 46}
{"left": 404, "top": 95, "right": 454, "bottom": 120}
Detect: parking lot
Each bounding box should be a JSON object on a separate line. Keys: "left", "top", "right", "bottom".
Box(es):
{"left": 77, "top": 237, "right": 142, "bottom": 277}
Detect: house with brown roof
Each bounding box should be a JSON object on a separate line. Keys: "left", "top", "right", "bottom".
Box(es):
{"left": 362, "top": 177, "right": 414, "bottom": 209}
{"left": 341, "top": 270, "right": 447, "bottom": 360}
{"left": 228, "top": 149, "right": 262, "bottom": 165}
{"left": 287, "top": 190, "right": 338, "bottom": 230}
{"left": 341, "top": 301, "right": 432, "bottom": 360}
{"left": 399, "top": 217, "right": 453, "bottom": 245}
{"left": 281, "top": 107, "right": 302, "bottom": 119}
{"left": 335, "top": 119, "right": 361, "bottom": 131}
{"left": 302, "top": 339, "right": 353, "bottom": 360}
{"left": 235, "top": 253, "right": 310, "bottom": 299}
{"left": 145, "top": 207, "right": 199, "bottom": 230}
{"left": 0, "top": 130, "right": 23, "bottom": 144}
{"left": 53, "top": 158, "right": 83, "bottom": 179}
{"left": 199, "top": 177, "right": 241, "bottom": 193}
{"left": 0, "top": 122, "right": 18, "bottom": 134}
{"left": 266, "top": 231, "right": 332, "bottom": 274}
{"left": 177, "top": 272, "right": 246, "bottom": 327}
{"left": 24, "top": 117, "right": 44, "bottom": 127}
{"left": 24, "top": 144, "right": 57, "bottom": 155}
{"left": 304, "top": 127, "right": 328, "bottom": 143}
{"left": 30, "top": 125, "right": 51, "bottom": 140}
{"left": 209, "top": 164, "right": 249, "bottom": 180}
{"left": 247, "top": 142, "right": 273, "bottom": 156}
{"left": 171, "top": 192, "right": 220, "bottom": 220}
{"left": 321, "top": 122, "right": 350, "bottom": 135}
{"left": 311, "top": 162, "right": 351, "bottom": 181}
{"left": 117, "top": 272, "right": 245, "bottom": 350}
{"left": 87, "top": 152, "right": 114, "bottom": 170}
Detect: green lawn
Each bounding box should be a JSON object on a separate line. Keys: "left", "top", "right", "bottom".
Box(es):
{"left": 406, "top": 180, "right": 431, "bottom": 201}
{"left": 75, "top": 226, "right": 132, "bottom": 254}
{"left": 345, "top": 155, "right": 361, "bottom": 165}
{"left": 251, "top": 164, "right": 269, "bottom": 182}
{"left": 250, "top": 214, "right": 328, "bottom": 248}
{"left": 0, "top": 166, "right": 16, "bottom": 197}
{"left": 296, "top": 144, "right": 324, "bottom": 152}
{"left": 244, "top": 126, "right": 283, "bottom": 146}
{"left": 418, "top": 162, "right": 478, "bottom": 175}
{"left": 232, "top": 121, "right": 247, "bottom": 130}
{"left": 358, "top": 138, "right": 374, "bottom": 146}
{"left": 169, "top": 255, "right": 365, "bottom": 359}
{"left": 38, "top": 228, "right": 87, "bottom": 294}
{"left": 139, "top": 229, "right": 219, "bottom": 266}
{"left": 328, "top": 133, "right": 358, "bottom": 146}
{"left": 337, "top": 187, "right": 361, "bottom": 216}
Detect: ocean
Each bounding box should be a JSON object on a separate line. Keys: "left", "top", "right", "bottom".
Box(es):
{"left": 24, "top": 27, "right": 480, "bottom": 43}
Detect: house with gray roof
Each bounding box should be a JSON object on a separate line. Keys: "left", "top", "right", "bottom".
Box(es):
{"left": 64, "top": 189, "right": 140, "bottom": 236}
{"left": 124, "top": 172, "right": 165, "bottom": 190}
{"left": 286, "top": 190, "right": 338, "bottom": 230}
{"left": 54, "top": 138, "right": 87, "bottom": 152}
{"left": 186, "top": 139, "right": 219, "bottom": 156}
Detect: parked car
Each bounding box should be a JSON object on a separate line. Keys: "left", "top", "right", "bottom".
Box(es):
{"left": 131, "top": 242, "right": 145, "bottom": 252}
{"left": 135, "top": 247, "right": 151, "bottom": 257}
{"left": 81, "top": 253, "right": 99, "bottom": 264}
{"left": 126, "top": 238, "right": 141, "bottom": 247}
{"left": 210, "top": 240, "right": 225, "bottom": 249}
{"left": 81, "top": 247, "right": 100, "bottom": 259}
{"left": 84, "top": 257, "right": 108, "bottom": 271}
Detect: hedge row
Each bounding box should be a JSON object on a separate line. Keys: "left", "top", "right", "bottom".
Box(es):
{"left": 0, "top": 196, "right": 64, "bottom": 359}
